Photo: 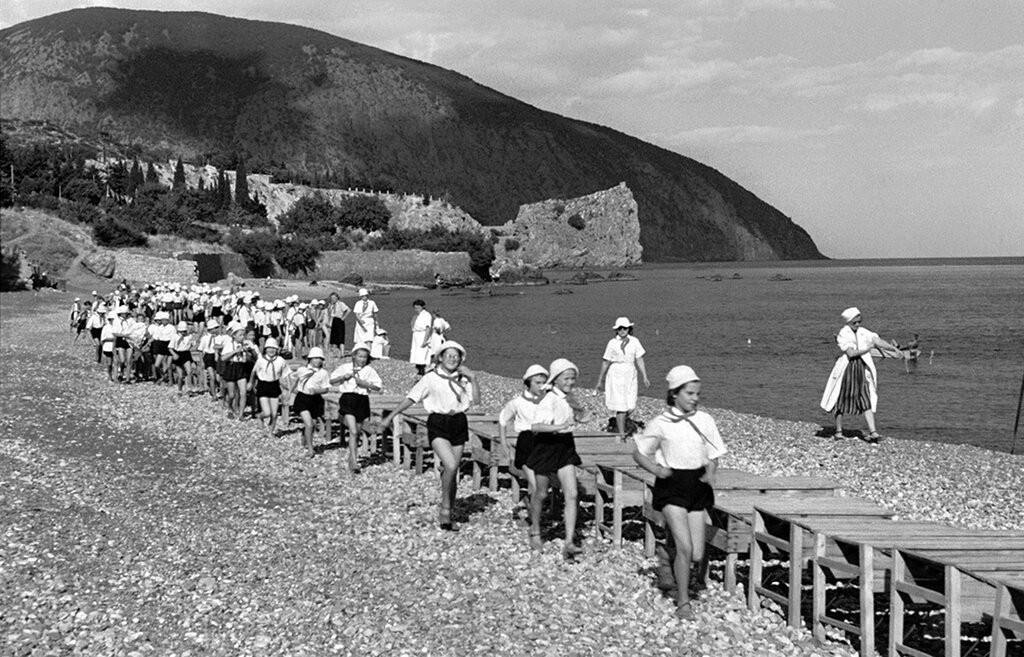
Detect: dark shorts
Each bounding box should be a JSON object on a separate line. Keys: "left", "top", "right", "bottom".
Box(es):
{"left": 525, "top": 432, "right": 581, "bottom": 474}
{"left": 211, "top": 307, "right": 223, "bottom": 318}
{"left": 427, "top": 412, "right": 469, "bottom": 447}
{"left": 338, "top": 392, "right": 371, "bottom": 422}
{"left": 151, "top": 340, "right": 170, "bottom": 356}
{"left": 115, "top": 337, "right": 130, "bottom": 350}
{"left": 90, "top": 327, "right": 102, "bottom": 340}
{"left": 514, "top": 430, "right": 536, "bottom": 469}
{"left": 203, "top": 353, "right": 217, "bottom": 370}
{"left": 293, "top": 392, "right": 324, "bottom": 419}
{"left": 256, "top": 379, "right": 282, "bottom": 399}
{"left": 173, "top": 352, "right": 193, "bottom": 368}
{"left": 193, "top": 310, "right": 205, "bottom": 324}
{"left": 651, "top": 467, "right": 715, "bottom": 512}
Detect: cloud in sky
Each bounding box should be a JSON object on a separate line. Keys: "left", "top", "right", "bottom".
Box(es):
{"left": 1, "top": 0, "right": 1022, "bottom": 257}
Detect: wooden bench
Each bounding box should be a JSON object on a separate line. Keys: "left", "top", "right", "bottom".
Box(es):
{"left": 749, "top": 497, "right": 895, "bottom": 625}
{"left": 391, "top": 409, "right": 499, "bottom": 475}
{"left": 990, "top": 574, "right": 1024, "bottom": 657}
{"left": 800, "top": 520, "right": 1024, "bottom": 656}
{"left": 891, "top": 546, "right": 1024, "bottom": 657}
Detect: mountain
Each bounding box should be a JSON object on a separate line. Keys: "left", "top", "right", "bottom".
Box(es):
{"left": 0, "top": 8, "right": 824, "bottom": 262}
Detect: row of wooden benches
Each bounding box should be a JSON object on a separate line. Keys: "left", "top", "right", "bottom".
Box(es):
{"left": 364, "top": 396, "right": 1023, "bottom": 657}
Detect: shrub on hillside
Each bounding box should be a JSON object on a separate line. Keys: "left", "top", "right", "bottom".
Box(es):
{"left": 567, "top": 213, "right": 586, "bottom": 230}
{"left": 504, "top": 238, "right": 521, "bottom": 252}
{"left": 93, "top": 218, "right": 148, "bottom": 248}
{"left": 0, "top": 249, "right": 25, "bottom": 291}
{"left": 225, "top": 230, "right": 277, "bottom": 278}
{"left": 336, "top": 195, "right": 390, "bottom": 232}
{"left": 277, "top": 192, "right": 341, "bottom": 238}
{"left": 63, "top": 178, "right": 102, "bottom": 205}
{"left": 57, "top": 201, "right": 104, "bottom": 225}
{"left": 274, "top": 237, "right": 320, "bottom": 275}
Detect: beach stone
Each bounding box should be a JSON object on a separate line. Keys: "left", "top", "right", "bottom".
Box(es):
{"left": 339, "top": 272, "right": 363, "bottom": 286}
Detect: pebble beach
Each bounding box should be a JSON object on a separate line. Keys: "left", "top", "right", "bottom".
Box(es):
{"left": 2, "top": 292, "right": 1022, "bottom": 656}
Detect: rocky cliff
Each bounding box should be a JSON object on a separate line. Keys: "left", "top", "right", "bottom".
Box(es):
{"left": 491, "top": 183, "right": 642, "bottom": 273}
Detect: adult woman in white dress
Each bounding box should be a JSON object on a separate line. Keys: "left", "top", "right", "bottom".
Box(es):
{"left": 595, "top": 317, "right": 650, "bottom": 436}
{"left": 820, "top": 307, "right": 899, "bottom": 443}
{"left": 409, "top": 299, "right": 433, "bottom": 376}
{"left": 352, "top": 288, "right": 378, "bottom": 351}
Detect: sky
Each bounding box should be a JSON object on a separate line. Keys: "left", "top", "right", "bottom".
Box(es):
{"left": 3, "top": 1, "right": 1023, "bottom": 258}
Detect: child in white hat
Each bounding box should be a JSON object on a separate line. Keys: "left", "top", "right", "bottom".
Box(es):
{"left": 526, "top": 358, "right": 592, "bottom": 560}
{"left": 374, "top": 341, "right": 479, "bottom": 531}
{"left": 292, "top": 347, "right": 332, "bottom": 457}
{"left": 632, "top": 365, "right": 728, "bottom": 620}
{"left": 498, "top": 364, "right": 549, "bottom": 526}
{"left": 329, "top": 344, "right": 383, "bottom": 472}
{"left": 169, "top": 321, "right": 195, "bottom": 394}
{"left": 249, "top": 338, "right": 289, "bottom": 436}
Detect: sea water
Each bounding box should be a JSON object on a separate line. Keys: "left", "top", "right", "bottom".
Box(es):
{"left": 370, "top": 259, "right": 1024, "bottom": 453}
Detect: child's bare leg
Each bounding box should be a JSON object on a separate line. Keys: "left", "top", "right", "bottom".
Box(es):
{"left": 344, "top": 415, "right": 360, "bottom": 471}
{"left": 556, "top": 465, "right": 581, "bottom": 558}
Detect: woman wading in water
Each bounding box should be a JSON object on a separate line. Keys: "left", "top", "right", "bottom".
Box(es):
{"left": 820, "top": 307, "right": 900, "bottom": 443}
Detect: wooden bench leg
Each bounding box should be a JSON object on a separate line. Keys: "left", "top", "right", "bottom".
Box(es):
{"left": 749, "top": 510, "right": 765, "bottom": 611}
{"left": 391, "top": 416, "right": 401, "bottom": 465}
{"left": 612, "top": 470, "right": 623, "bottom": 547}
{"left": 812, "top": 533, "right": 826, "bottom": 643}
{"left": 945, "top": 564, "right": 961, "bottom": 657}
{"left": 859, "top": 543, "right": 874, "bottom": 657}
{"left": 787, "top": 521, "right": 802, "bottom": 628}
{"left": 724, "top": 552, "right": 738, "bottom": 593}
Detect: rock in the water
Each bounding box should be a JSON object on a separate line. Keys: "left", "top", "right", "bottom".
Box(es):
{"left": 490, "top": 260, "right": 549, "bottom": 285}
{"left": 490, "top": 183, "right": 642, "bottom": 275}
{"left": 82, "top": 251, "right": 115, "bottom": 278}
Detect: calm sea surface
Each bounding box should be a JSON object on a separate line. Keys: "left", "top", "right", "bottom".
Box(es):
{"left": 370, "top": 259, "right": 1024, "bottom": 453}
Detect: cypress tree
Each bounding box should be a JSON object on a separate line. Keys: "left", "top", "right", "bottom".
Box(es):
{"left": 234, "top": 157, "right": 249, "bottom": 208}
{"left": 128, "top": 159, "right": 143, "bottom": 195}
{"left": 218, "top": 169, "right": 231, "bottom": 207}
{"left": 172, "top": 158, "right": 186, "bottom": 191}
{"left": 145, "top": 162, "right": 159, "bottom": 185}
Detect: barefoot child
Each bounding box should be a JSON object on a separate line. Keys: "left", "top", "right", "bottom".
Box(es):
{"left": 249, "top": 338, "right": 288, "bottom": 435}
{"left": 498, "top": 364, "right": 548, "bottom": 525}
{"left": 168, "top": 321, "right": 195, "bottom": 394}
{"left": 292, "top": 347, "right": 332, "bottom": 457}
{"left": 632, "top": 365, "right": 727, "bottom": 620}
{"left": 527, "top": 358, "right": 591, "bottom": 560}
{"left": 329, "top": 345, "right": 383, "bottom": 472}
{"left": 374, "top": 342, "right": 479, "bottom": 531}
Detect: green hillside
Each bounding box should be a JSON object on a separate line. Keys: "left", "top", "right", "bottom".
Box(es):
{"left": 0, "top": 8, "right": 824, "bottom": 261}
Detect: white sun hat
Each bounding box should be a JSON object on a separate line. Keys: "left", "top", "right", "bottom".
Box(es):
{"left": 306, "top": 347, "right": 325, "bottom": 360}
{"left": 522, "top": 364, "right": 549, "bottom": 381}
{"left": 548, "top": 358, "right": 578, "bottom": 383}
{"left": 666, "top": 365, "right": 700, "bottom": 389}
{"left": 612, "top": 317, "right": 634, "bottom": 329}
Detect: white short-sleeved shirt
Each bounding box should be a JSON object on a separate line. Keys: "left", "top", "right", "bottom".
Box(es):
{"left": 633, "top": 408, "right": 727, "bottom": 470}
{"left": 602, "top": 336, "right": 646, "bottom": 364}
{"left": 354, "top": 299, "right": 378, "bottom": 321}
{"left": 330, "top": 362, "right": 382, "bottom": 396}
{"left": 199, "top": 333, "right": 217, "bottom": 354}
{"left": 213, "top": 334, "right": 234, "bottom": 357}
{"left": 535, "top": 387, "right": 574, "bottom": 426}
{"left": 253, "top": 355, "right": 288, "bottom": 382}
{"left": 170, "top": 334, "right": 192, "bottom": 352}
{"left": 499, "top": 392, "right": 545, "bottom": 433}
{"left": 100, "top": 324, "right": 115, "bottom": 353}
{"left": 294, "top": 366, "right": 331, "bottom": 395}
{"left": 331, "top": 301, "right": 351, "bottom": 320}
{"left": 86, "top": 312, "right": 103, "bottom": 329}
{"left": 406, "top": 369, "right": 473, "bottom": 414}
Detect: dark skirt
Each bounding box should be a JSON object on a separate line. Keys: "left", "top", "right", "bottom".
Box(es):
{"left": 514, "top": 430, "right": 536, "bottom": 469}
{"left": 173, "top": 352, "right": 193, "bottom": 369}
{"left": 223, "top": 360, "right": 249, "bottom": 382}
{"left": 329, "top": 318, "right": 346, "bottom": 346}
{"left": 256, "top": 379, "right": 282, "bottom": 399}
{"left": 835, "top": 357, "right": 871, "bottom": 414}
{"left": 525, "top": 432, "right": 581, "bottom": 474}
{"left": 210, "top": 307, "right": 223, "bottom": 318}
{"left": 293, "top": 392, "right": 324, "bottom": 419}
{"left": 427, "top": 412, "right": 469, "bottom": 447}
{"left": 203, "top": 353, "right": 217, "bottom": 370}
{"left": 115, "top": 337, "right": 130, "bottom": 350}
{"left": 151, "top": 340, "right": 170, "bottom": 356}
{"left": 339, "top": 392, "right": 371, "bottom": 422}
{"left": 193, "top": 310, "right": 206, "bottom": 324}
{"left": 652, "top": 467, "right": 715, "bottom": 512}
{"left": 90, "top": 327, "right": 102, "bottom": 340}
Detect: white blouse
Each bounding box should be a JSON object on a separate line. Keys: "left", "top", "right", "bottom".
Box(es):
{"left": 406, "top": 369, "right": 473, "bottom": 414}
{"left": 499, "top": 392, "right": 545, "bottom": 433}
{"left": 330, "top": 362, "right": 382, "bottom": 395}
{"left": 253, "top": 355, "right": 289, "bottom": 382}
{"left": 293, "top": 366, "right": 331, "bottom": 395}
{"left": 602, "top": 336, "right": 646, "bottom": 364}
{"left": 535, "top": 387, "right": 574, "bottom": 426}
{"left": 634, "top": 408, "right": 727, "bottom": 470}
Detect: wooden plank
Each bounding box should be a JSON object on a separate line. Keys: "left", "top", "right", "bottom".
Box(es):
{"left": 991, "top": 576, "right": 1024, "bottom": 657}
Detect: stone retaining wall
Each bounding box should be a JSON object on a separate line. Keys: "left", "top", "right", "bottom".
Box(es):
{"left": 115, "top": 253, "right": 198, "bottom": 285}
{"left": 280, "top": 249, "right": 478, "bottom": 285}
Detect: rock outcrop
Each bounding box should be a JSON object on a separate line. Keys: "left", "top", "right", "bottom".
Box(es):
{"left": 82, "top": 251, "right": 115, "bottom": 278}
{"left": 490, "top": 183, "right": 642, "bottom": 276}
